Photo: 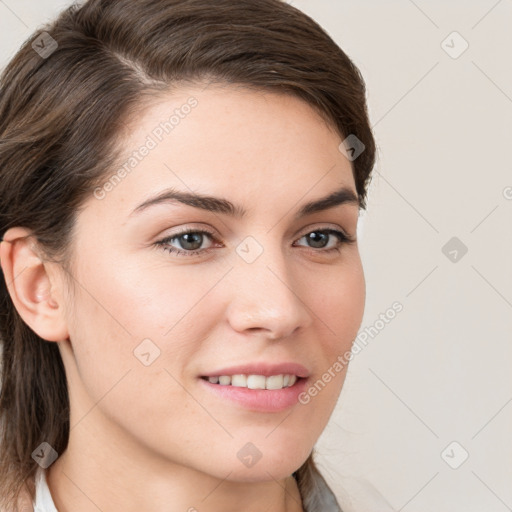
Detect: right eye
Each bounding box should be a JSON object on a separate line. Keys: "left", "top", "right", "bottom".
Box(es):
{"left": 154, "top": 228, "right": 219, "bottom": 258}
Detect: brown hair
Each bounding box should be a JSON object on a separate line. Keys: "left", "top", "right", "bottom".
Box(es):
{"left": 0, "top": 0, "right": 376, "bottom": 509}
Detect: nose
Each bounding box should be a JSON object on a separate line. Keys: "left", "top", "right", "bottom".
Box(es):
{"left": 225, "top": 239, "right": 313, "bottom": 340}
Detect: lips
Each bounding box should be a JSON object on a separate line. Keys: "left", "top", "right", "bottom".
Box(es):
{"left": 197, "top": 362, "right": 311, "bottom": 411}
{"left": 198, "top": 372, "right": 309, "bottom": 412}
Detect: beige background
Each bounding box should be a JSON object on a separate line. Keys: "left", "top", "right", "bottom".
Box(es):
{"left": 1, "top": 1, "right": 511, "bottom": 511}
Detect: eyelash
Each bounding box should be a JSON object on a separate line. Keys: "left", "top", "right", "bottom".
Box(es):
{"left": 154, "top": 227, "right": 356, "bottom": 258}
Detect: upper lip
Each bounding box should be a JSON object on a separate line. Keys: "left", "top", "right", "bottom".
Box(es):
{"left": 200, "top": 362, "right": 310, "bottom": 379}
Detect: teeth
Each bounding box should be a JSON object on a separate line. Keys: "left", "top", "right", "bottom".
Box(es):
{"left": 218, "top": 375, "right": 231, "bottom": 385}
{"left": 231, "top": 374, "right": 247, "bottom": 387}
{"left": 265, "top": 374, "right": 283, "bottom": 390}
{"left": 247, "top": 375, "right": 266, "bottom": 389}
{"left": 205, "top": 374, "right": 298, "bottom": 390}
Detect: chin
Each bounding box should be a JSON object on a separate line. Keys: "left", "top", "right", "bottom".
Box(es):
{"left": 200, "top": 443, "right": 311, "bottom": 483}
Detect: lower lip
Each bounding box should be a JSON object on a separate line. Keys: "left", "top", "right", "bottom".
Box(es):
{"left": 198, "top": 377, "right": 309, "bottom": 413}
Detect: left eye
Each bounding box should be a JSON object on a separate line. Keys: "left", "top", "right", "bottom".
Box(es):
{"left": 154, "top": 228, "right": 353, "bottom": 258}
{"left": 295, "top": 229, "right": 350, "bottom": 251}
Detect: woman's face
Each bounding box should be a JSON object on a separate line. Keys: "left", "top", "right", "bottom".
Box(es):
{"left": 57, "top": 83, "right": 365, "bottom": 483}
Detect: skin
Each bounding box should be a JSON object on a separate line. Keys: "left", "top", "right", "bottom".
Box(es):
{"left": 0, "top": 83, "right": 366, "bottom": 512}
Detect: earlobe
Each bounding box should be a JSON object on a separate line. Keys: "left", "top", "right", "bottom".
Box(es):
{"left": 0, "top": 227, "right": 69, "bottom": 342}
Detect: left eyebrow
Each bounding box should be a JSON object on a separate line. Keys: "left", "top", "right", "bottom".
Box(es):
{"left": 129, "top": 186, "right": 360, "bottom": 219}
{"left": 296, "top": 187, "right": 360, "bottom": 217}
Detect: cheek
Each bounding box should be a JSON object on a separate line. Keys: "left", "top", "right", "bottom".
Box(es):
{"left": 64, "top": 254, "right": 224, "bottom": 400}
{"left": 299, "top": 256, "right": 365, "bottom": 405}
{"left": 70, "top": 251, "right": 211, "bottom": 339}
{"left": 63, "top": 261, "right": 204, "bottom": 453}
{"left": 309, "top": 255, "right": 366, "bottom": 352}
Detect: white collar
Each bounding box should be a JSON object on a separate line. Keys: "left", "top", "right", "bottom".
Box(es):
{"left": 33, "top": 467, "right": 59, "bottom": 512}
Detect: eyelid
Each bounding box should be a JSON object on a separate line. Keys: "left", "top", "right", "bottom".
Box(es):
{"left": 296, "top": 222, "right": 355, "bottom": 241}
{"left": 158, "top": 222, "right": 354, "bottom": 244}
{"left": 154, "top": 222, "right": 355, "bottom": 259}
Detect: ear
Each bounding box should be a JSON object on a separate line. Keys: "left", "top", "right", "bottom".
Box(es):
{"left": 0, "top": 226, "right": 69, "bottom": 342}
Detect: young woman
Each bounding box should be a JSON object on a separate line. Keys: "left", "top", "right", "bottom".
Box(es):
{"left": 0, "top": 0, "right": 376, "bottom": 510}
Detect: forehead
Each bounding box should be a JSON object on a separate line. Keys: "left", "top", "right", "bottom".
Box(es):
{"left": 85, "top": 84, "right": 356, "bottom": 222}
